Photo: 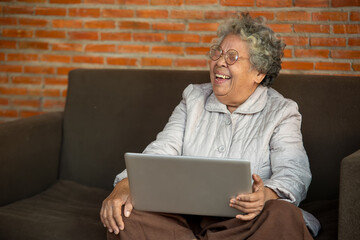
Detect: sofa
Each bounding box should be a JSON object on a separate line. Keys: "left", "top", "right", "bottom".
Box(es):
{"left": 0, "top": 69, "right": 359, "bottom": 240}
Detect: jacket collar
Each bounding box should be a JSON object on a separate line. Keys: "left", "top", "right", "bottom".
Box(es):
{"left": 205, "top": 85, "right": 268, "bottom": 114}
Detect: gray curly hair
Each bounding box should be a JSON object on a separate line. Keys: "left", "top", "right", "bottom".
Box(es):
{"left": 213, "top": 12, "right": 285, "bottom": 86}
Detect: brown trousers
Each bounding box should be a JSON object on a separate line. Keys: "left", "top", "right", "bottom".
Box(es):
{"left": 107, "top": 200, "right": 313, "bottom": 240}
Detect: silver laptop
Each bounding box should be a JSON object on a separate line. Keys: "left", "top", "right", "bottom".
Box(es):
{"left": 125, "top": 152, "right": 252, "bottom": 217}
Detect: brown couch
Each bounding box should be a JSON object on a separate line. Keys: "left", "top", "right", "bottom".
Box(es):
{"left": 0, "top": 69, "right": 359, "bottom": 240}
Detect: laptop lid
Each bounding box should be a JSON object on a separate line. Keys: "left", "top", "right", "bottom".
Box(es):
{"left": 125, "top": 153, "right": 252, "bottom": 217}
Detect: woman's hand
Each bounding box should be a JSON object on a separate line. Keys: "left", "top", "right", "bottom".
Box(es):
{"left": 100, "top": 178, "right": 133, "bottom": 234}
{"left": 229, "top": 174, "right": 278, "bottom": 221}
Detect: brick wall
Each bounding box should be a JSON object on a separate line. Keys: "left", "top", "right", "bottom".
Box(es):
{"left": 0, "top": 0, "right": 359, "bottom": 122}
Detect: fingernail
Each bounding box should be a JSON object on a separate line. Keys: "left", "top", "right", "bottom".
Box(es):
{"left": 108, "top": 229, "right": 113, "bottom": 233}
{"left": 125, "top": 211, "right": 130, "bottom": 217}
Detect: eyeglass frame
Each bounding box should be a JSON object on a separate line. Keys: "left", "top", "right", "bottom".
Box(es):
{"left": 208, "top": 45, "right": 249, "bottom": 66}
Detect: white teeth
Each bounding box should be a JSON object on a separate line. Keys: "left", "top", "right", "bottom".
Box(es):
{"left": 216, "top": 74, "right": 230, "bottom": 79}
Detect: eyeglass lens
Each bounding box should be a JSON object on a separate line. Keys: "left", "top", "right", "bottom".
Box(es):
{"left": 209, "top": 45, "right": 239, "bottom": 65}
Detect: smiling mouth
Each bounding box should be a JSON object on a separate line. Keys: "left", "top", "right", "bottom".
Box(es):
{"left": 214, "top": 73, "right": 231, "bottom": 84}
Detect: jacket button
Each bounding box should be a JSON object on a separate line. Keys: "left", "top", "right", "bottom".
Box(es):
{"left": 218, "top": 146, "right": 225, "bottom": 153}
{"left": 225, "top": 119, "right": 231, "bottom": 125}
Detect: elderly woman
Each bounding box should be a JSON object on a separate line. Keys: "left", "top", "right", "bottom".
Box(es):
{"left": 101, "top": 13, "right": 319, "bottom": 239}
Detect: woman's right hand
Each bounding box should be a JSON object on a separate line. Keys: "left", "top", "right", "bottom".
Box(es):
{"left": 100, "top": 178, "right": 133, "bottom": 234}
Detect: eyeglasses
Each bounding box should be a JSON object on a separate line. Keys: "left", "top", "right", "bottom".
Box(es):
{"left": 208, "top": 45, "right": 245, "bottom": 65}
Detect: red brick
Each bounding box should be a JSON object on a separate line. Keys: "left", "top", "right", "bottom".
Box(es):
{"left": 0, "top": 65, "right": 22, "bottom": 73}
{"left": 44, "top": 77, "right": 68, "bottom": 85}
{"left": 353, "top": 63, "right": 360, "bottom": 71}
{"left": 20, "top": 111, "right": 45, "bottom": 118}
{"left": 36, "top": 30, "right": 66, "bottom": 39}
{"left": 204, "top": 11, "right": 236, "bottom": 20}
{"left": 53, "top": 19, "right": 83, "bottom": 28}
{"left": 0, "top": 53, "right": 4, "bottom": 61}
{"left": 332, "top": 0, "right": 360, "bottom": 7}
{"left": 119, "top": 21, "right": 150, "bottom": 30}
{"left": 0, "top": 40, "right": 16, "bottom": 49}
{"left": 136, "top": 10, "right": 168, "bottom": 18}
{"left": 333, "top": 25, "right": 360, "bottom": 34}
{"left": 8, "top": 53, "right": 38, "bottom": 62}
{"left": 133, "top": 33, "right": 165, "bottom": 42}
{"left": 18, "top": 18, "right": 48, "bottom": 27}
{"left": 175, "top": 59, "right": 207, "bottom": 67}
{"left": 310, "top": 37, "right": 346, "bottom": 47}
{"left": 295, "top": 0, "right": 329, "bottom": 7}
{"left": 85, "top": 44, "right": 116, "bottom": 53}
{"left": 69, "top": 31, "right": 98, "bottom": 40}
{"left": 2, "top": 29, "right": 33, "bottom": 38}
{"left": 294, "top": 49, "right": 329, "bottom": 58}
{"left": 312, "top": 12, "right": 348, "bottom": 21}
{"left": 220, "top": 0, "right": 253, "bottom": 6}
{"left": 24, "top": 66, "right": 55, "bottom": 74}
{"left": 41, "top": 54, "right": 71, "bottom": 63}
{"left": 3, "top": 5, "right": 33, "bottom": 15}
{"left": 101, "top": 32, "right": 132, "bottom": 41}
{"left": 294, "top": 24, "right": 330, "bottom": 33}
{"left": 85, "top": 20, "right": 115, "bottom": 29}
{"left": 282, "top": 61, "right": 314, "bottom": 70}
{"left": 201, "top": 35, "right": 217, "bottom": 43}
{"left": 52, "top": 43, "right": 83, "bottom": 52}
{"left": 186, "top": 0, "right": 217, "bottom": 4}
{"left": 0, "top": 17, "right": 17, "bottom": 26}
{"left": 43, "top": 100, "right": 65, "bottom": 109}
{"left": 331, "top": 50, "right": 360, "bottom": 59}
{"left": 0, "top": 98, "right": 8, "bottom": 105}
{"left": 73, "top": 56, "right": 104, "bottom": 64}
{"left": 19, "top": 41, "right": 49, "bottom": 50}
{"left": 117, "top": 45, "right": 150, "bottom": 53}
{"left": 13, "top": 99, "right": 41, "bottom": 108}
{"left": 0, "top": 87, "right": 27, "bottom": 95}
{"left": 152, "top": 22, "right": 185, "bottom": 31}
{"left": 249, "top": 12, "right": 275, "bottom": 20}
{"left": 167, "top": 34, "right": 200, "bottom": 43}
{"left": 35, "top": 7, "right": 66, "bottom": 16}
{"left": 69, "top": 8, "right": 100, "bottom": 17}
{"left": 185, "top": 47, "right": 209, "bottom": 55}
{"left": 151, "top": 0, "right": 183, "bottom": 5}
{"left": 152, "top": 46, "right": 183, "bottom": 55}
{"left": 57, "top": 67, "right": 77, "bottom": 75}
{"left": 141, "top": 58, "right": 172, "bottom": 66}
{"left": 257, "top": 0, "right": 292, "bottom": 7}
{"left": 276, "top": 11, "right": 311, "bottom": 21}
{"left": 266, "top": 24, "right": 292, "bottom": 33}
{"left": 170, "top": 10, "right": 203, "bottom": 19}
{"left": 12, "top": 76, "right": 42, "bottom": 84}
{"left": 102, "top": 9, "right": 134, "bottom": 18}
{"left": 349, "top": 38, "right": 360, "bottom": 46}
{"left": 0, "top": 76, "right": 8, "bottom": 84}
{"left": 315, "top": 62, "right": 351, "bottom": 71}
{"left": 28, "top": 88, "right": 60, "bottom": 97}
{"left": 283, "top": 49, "right": 292, "bottom": 58}
{"left": 281, "top": 36, "right": 309, "bottom": 46}
{"left": 117, "top": 0, "right": 148, "bottom": 4}
{"left": 17, "top": 0, "right": 47, "bottom": 2}
{"left": 107, "top": 57, "right": 137, "bottom": 66}
{"left": 350, "top": 12, "right": 360, "bottom": 21}
{"left": 188, "top": 23, "right": 219, "bottom": 31}
{"left": 0, "top": 110, "right": 18, "bottom": 118}
{"left": 62, "top": 90, "right": 67, "bottom": 97}
{"left": 84, "top": 0, "right": 115, "bottom": 3}
{"left": 50, "top": 0, "right": 81, "bottom": 3}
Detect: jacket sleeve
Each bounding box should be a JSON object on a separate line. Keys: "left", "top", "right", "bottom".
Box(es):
{"left": 263, "top": 101, "right": 312, "bottom": 206}
{"left": 113, "top": 85, "right": 191, "bottom": 186}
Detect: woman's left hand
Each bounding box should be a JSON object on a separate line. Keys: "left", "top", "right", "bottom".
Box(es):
{"left": 229, "top": 174, "right": 278, "bottom": 221}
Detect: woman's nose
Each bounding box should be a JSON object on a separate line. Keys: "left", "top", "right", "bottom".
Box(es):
{"left": 216, "top": 54, "right": 227, "bottom": 67}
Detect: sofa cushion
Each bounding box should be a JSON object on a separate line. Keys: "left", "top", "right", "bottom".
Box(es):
{"left": 0, "top": 180, "right": 110, "bottom": 240}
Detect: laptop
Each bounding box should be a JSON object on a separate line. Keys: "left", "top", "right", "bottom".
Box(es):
{"left": 124, "top": 152, "right": 252, "bottom": 217}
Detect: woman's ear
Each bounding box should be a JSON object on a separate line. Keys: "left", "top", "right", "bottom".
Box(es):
{"left": 254, "top": 72, "right": 266, "bottom": 84}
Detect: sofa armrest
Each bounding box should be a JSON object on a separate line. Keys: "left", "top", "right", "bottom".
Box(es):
{"left": 338, "top": 149, "right": 360, "bottom": 240}
{"left": 0, "top": 112, "right": 63, "bottom": 206}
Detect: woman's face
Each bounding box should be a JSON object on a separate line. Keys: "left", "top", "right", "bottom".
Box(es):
{"left": 209, "top": 34, "right": 265, "bottom": 112}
